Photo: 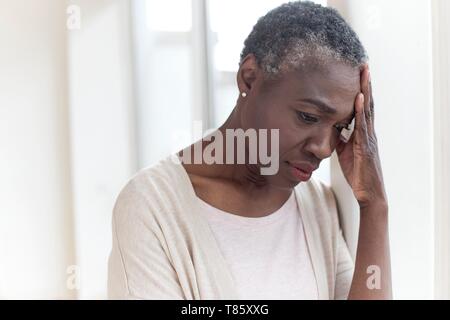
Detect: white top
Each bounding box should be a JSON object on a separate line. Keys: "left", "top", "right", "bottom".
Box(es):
{"left": 107, "top": 154, "right": 355, "bottom": 299}
{"left": 197, "top": 191, "right": 319, "bottom": 300}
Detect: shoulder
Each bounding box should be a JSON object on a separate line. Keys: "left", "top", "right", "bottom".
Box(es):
{"left": 112, "top": 155, "right": 188, "bottom": 226}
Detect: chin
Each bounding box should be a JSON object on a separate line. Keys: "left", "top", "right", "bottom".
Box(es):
{"left": 264, "top": 172, "right": 301, "bottom": 190}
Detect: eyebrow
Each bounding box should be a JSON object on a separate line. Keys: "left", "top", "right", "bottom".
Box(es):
{"left": 296, "top": 98, "right": 337, "bottom": 114}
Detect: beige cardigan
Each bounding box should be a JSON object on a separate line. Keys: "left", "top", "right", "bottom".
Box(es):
{"left": 107, "top": 155, "right": 354, "bottom": 299}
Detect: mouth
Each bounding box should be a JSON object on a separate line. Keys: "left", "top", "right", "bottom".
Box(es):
{"left": 286, "top": 161, "right": 317, "bottom": 182}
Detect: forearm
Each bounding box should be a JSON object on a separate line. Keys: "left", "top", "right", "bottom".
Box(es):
{"left": 347, "top": 202, "right": 392, "bottom": 299}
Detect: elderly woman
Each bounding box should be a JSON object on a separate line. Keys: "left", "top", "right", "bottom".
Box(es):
{"left": 108, "top": 1, "right": 391, "bottom": 300}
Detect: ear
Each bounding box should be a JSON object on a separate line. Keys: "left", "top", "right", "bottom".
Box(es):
{"left": 236, "top": 54, "right": 259, "bottom": 95}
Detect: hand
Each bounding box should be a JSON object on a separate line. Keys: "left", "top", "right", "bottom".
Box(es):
{"left": 335, "top": 65, "right": 388, "bottom": 209}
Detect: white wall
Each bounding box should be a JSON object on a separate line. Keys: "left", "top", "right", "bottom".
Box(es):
{"left": 67, "top": 0, "right": 136, "bottom": 299}
{"left": 329, "top": 0, "right": 434, "bottom": 299}
{"left": 0, "top": 0, "right": 76, "bottom": 299}
{"left": 0, "top": 0, "right": 136, "bottom": 299}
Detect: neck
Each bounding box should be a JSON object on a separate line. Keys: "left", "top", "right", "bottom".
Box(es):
{"left": 180, "top": 106, "right": 273, "bottom": 193}
{"left": 211, "top": 107, "right": 270, "bottom": 191}
{"left": 179, "top": 106, "right": 293, "bottom": 209}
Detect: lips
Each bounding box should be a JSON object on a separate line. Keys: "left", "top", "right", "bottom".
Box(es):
{"left": 286, "top": 161, "right": 318, "bottom": 174}
{"left": 286, "top": 161, "right": 318, "bottom": 181}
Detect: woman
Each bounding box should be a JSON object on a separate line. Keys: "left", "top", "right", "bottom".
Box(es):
{"left": 108, "top": 1, "right": 391, "bottom": 300}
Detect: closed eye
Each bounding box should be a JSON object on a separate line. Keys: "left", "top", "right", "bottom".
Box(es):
{"left": 297, "top": 111, "right": 318, "bottom": 124}
{"left": 297, "top": 111, "right": 351, "bottom": 133}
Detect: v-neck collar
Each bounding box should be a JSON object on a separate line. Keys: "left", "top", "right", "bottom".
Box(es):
{"left": 166, "top": 154, "right": 328, "bottom": 300}
{"left": 294, "top": 183, "right": 329, "bottom": 299}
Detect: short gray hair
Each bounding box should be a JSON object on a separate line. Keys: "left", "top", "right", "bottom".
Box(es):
{"left": 240, "top": 1, "right": 368, "bottom": 78}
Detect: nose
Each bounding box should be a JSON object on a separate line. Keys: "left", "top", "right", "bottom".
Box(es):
{"left": 303, "top": 128, "right": 337, "bottom": 160}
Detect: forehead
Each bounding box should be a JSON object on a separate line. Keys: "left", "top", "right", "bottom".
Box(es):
{"left": 269, "top": 63, "right": 361, "bottom": 115}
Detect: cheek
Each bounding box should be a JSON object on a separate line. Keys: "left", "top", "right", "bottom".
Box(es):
{"left": 245, "top": 103, "right": 279, "bottom": 130}
{"left": 261, "top": 109, "right": 309, "bottom": 152}
{"left": 241, "top": 102, "right": 269, "bottom": 129}
{"left": 277, "top": 127, "right": 308, "bottom": 155}
{"left": 250, "top": 92, "right": 287, "bottom": 127}
{"left": 264, "top": 105, "right": 293, "bottom": 129}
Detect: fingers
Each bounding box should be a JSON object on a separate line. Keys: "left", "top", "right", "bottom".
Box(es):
{"left": 360, "top": 65, "right": 373, "bottom": 135}
{"left": 354, "top": 93, "right": 369, "bottom": 149}
{"left": 336, "top": 139, "right": 345, "bottom": 154}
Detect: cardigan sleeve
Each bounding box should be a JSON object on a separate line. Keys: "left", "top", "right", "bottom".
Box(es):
{"left": 334, "top": 229, "right": 355, "bottom": 299}
{"left": 313, "top": 177, "right": 355, "bottom": 300}
{"left": 107, "top": 181, "right": 185, "bottom": 300}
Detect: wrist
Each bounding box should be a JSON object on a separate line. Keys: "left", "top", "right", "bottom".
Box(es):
{"left": 359, "top": 200, "right": 389, "bottom": 221}
{"left": 359, "top": 197, "right": 388, "bottom": 211}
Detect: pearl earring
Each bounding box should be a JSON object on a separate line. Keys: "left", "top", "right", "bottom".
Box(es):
{"left": 241, "top": 92, "right": 247, "bottom": 98}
